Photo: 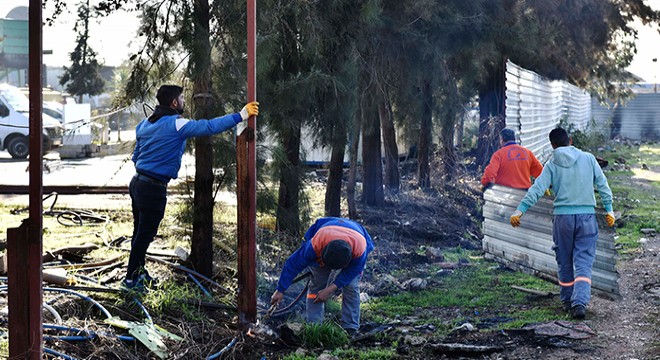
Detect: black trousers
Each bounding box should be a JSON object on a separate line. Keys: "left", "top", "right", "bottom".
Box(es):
{"left": 126, "top": 174, "right": 167, "bottom": 280}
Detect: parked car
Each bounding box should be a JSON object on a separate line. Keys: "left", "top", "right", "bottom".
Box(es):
{"left": 0, "top": 84, "right": 63, "bottom": 159}
{"left": 43, "top": 101, "right": 64, "bottom": 124}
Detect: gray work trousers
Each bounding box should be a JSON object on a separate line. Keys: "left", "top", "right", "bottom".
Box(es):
{"left": 306, "top": 266, "right": 362, "bottom": 331}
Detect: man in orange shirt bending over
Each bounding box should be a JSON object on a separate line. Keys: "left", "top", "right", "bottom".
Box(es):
{"left": 481, "top": 128, "right": 543, "bottom": 190}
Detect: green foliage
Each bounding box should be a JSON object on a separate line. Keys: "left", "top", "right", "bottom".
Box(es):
{"left": 560, "top": 117, "right": 611, "bottom": 152}
{"left": 301, "top": 322, "right": 349, "bottom": 350}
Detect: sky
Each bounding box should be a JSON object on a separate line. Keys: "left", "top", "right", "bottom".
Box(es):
{"left": 3, "top": 0, "right": 140, "bottom": 68}
{"left": 3, "top": 0, "right": 660, "bottom": 82}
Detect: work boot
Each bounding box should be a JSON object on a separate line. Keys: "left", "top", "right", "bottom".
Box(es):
{"left": 562, "top": 302, "right": 572, "bottom": 312}
{"left": 121, "top": 277, "right": 145, "bottom": 292}
{"left": 571, "top": 304, "right": 586, "bottom": 319}
{"left": 137, "top": 268, "right": 159, "bottom": 288}
{"left": 344, "top": 328, "right": 359, "bottom": 339}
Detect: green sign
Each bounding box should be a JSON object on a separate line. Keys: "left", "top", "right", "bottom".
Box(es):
{"left": 0, "top": 18, "right": 29, "bottom": 55}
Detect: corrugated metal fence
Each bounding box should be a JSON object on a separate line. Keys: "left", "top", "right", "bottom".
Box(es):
{"left": 504, "top": 60, "right": 592, "bottom": 162}
{"left": 482, "top": 185, "right": 620, "bottom": 299}
{"left": 592, "top": 93, "right": 660, "bottom": 140}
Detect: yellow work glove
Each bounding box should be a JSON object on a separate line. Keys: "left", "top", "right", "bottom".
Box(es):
{"left": 544, "top": 189, "right": 552, "bottom": 196}
{"left": 240, "top": 101, "right": 260, "bottom": 121}
{"left": 605, "top": 212, "right": 616, "bottom": 227}
{"left": 510, "top": 210, "right": 523, "bottom": 228}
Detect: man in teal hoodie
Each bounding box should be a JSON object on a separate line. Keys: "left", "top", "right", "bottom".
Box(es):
{"left": 509, "top": 127, "right": 615, "bottom": 319}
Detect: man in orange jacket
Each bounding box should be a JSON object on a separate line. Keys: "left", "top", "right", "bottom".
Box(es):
{"left": 481, "top": 128, "right": 543, "bottom": 190}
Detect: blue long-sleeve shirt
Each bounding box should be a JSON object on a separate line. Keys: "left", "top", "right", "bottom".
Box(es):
{"left": 132, "top": 113, "right": 242, "bottom": 182}
{"left": 517, "top": 146, "right": 613, "bottom": 215}
{"left": 276, "top": 217, "right": 375, "bottom": 292}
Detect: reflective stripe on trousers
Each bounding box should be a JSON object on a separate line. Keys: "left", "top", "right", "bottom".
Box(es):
{"left": 552, "top": 214, "right": 598, "bottom": 307}
{"left": 306, "top": 266, "right": 361, "bottom": 331}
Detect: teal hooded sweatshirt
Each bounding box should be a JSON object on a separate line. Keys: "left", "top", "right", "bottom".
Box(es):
{"left": 517, "top": 146, "right": 613, "bottom": 215}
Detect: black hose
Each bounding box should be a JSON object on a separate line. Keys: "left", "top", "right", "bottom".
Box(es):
{"left": 11, "top": 192, "right": 109, "bottom": 226}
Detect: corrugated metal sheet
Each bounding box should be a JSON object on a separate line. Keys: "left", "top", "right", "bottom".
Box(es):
{"left": 592, "top": 94, "right": 660, "bottom": 141}
{"left": 504, "top": 60, "right": 592, "bottom": 162}
{"left": 482, "top": 184, "right": 620, "bottom": 299}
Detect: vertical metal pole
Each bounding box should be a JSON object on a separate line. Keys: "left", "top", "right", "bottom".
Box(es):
{"left": 8, "top": 0, "right": 44, "bottom": 358}
{"left": 237, "top": 0, "right": 257, "bottom": 330}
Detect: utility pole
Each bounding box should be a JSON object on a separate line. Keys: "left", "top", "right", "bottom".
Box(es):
{"left": 237, "top": 0, "right": 257, "bottom": 330}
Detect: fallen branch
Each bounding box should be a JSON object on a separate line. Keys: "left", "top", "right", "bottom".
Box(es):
{"left": 511, "top": 285, "right": 557, "bottom": 297}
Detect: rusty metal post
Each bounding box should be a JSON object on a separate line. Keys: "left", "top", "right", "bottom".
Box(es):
{"left": 237, "top": 0, "right": 258, "bottom": 330}
{"left": 237, "top": 129, "right": 256, "bottom": 329}
{"left": 8, "top": 0, "right": 45, "bottom": 358}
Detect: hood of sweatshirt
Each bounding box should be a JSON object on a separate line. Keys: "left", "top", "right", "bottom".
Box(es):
{"left": 148, "top": 105, "right": 181, "bottom": 123}
{"left": 552, "top": 146, "right": 581, "bottom": 168}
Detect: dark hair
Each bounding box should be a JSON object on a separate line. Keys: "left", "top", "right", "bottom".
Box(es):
{"left": 549, "top": 127, "right": 570, "bottom": 147}
{"left": 156, "top": 85, "right": 183, "bottom": 106}
{"left": 322, "top": 240, "right": 352, "bottom": 269}
{"left": 500, "top": 128, "right": 516, "bottom": 142}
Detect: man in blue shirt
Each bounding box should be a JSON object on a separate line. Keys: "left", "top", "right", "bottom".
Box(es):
{"left": 124, "top": 84, "right": 258, "bottom": 290}
{"left": 271, "top": 217, "right": 374, "bottom": 334}
{"left": 510, "top": 127, "right": 615, "bottom": 319}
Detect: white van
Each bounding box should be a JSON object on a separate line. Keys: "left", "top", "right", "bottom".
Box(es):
{"left": 0, "top": 84, "right": 63, "bottom": 159}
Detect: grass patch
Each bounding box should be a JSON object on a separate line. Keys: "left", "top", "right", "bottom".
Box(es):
{"left": 498, "top": 307, "right": 565, "bottom": 329}
{"left": 301, "top": 322, "right": 349, "bottom": 350}
{"left": 282, "top": 355, "right": 316, "bottom": 360}
{"left": 133, "top": 280, "right": 207, "bottom": 321}
{"left": 332, "top": 348, "right": 398, "bottom": 359}
{"left": 364, "top": 257, "right": 561, "bottom": 333}
{"left": 0, "top": 337, "right": 6, "bottom": 359}
{"left": 602, "top": 143, "right": 660, "bottom": 256}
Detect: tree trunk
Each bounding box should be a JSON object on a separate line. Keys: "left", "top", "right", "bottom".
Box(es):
{"left": 190, "top": 0, "right": 213, "bottom": 277}
{"left": 476, "top": 63, "right": 506, "bottom": 167}
{"left": 324, "top": 140, "right": 345, "bottom": 217}
{"left": 276, "top": 125, "right": 302, "bottom": 236}
{"left": 418, "top": 80, "right": 433, "bottom": 188}
{"left": 379, "top": 98, "right": 399, "bottom": 194}
{"left": 346, "top": 118, "right": 360, "bottom": 219}
{"left": 190, "top": 0, "right": 214, "bottom": 277}
{"left": 361, "top": 106, "right": 384, "bottom": 206}
{"left": 455, "top": 112, "right": 464, "bottom": 150}
{"left": 441, "top": 108, "right": 457, "bottom": 181}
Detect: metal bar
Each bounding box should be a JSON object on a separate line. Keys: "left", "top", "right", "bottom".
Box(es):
{"left": 236, "top": 0, "right": 258, "bottom": 331}
{"left": 11, "top": 1, "right": 45, "bottom": 358}
{"left": 0, "top": 185, "right": 129, "bottom": 194}
{"left": 7, "top": 222, "right": 30, "bottom": 357}
{"left": 237, "top": 129, "right": 256, "bottom": 329}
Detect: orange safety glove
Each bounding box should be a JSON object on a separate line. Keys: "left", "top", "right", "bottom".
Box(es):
{"left": 605, "top": 212, "right": 616, "bottom": 227}
{"left": 240, "top": 101, "right": 260, "bottom": 120}
{"left": 510, "top": 210, "right": 523, "bottom": 228}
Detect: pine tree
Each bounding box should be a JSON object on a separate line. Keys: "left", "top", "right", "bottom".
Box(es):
{"left": 59, "top": 0, "right": 105, "bottom": 103}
